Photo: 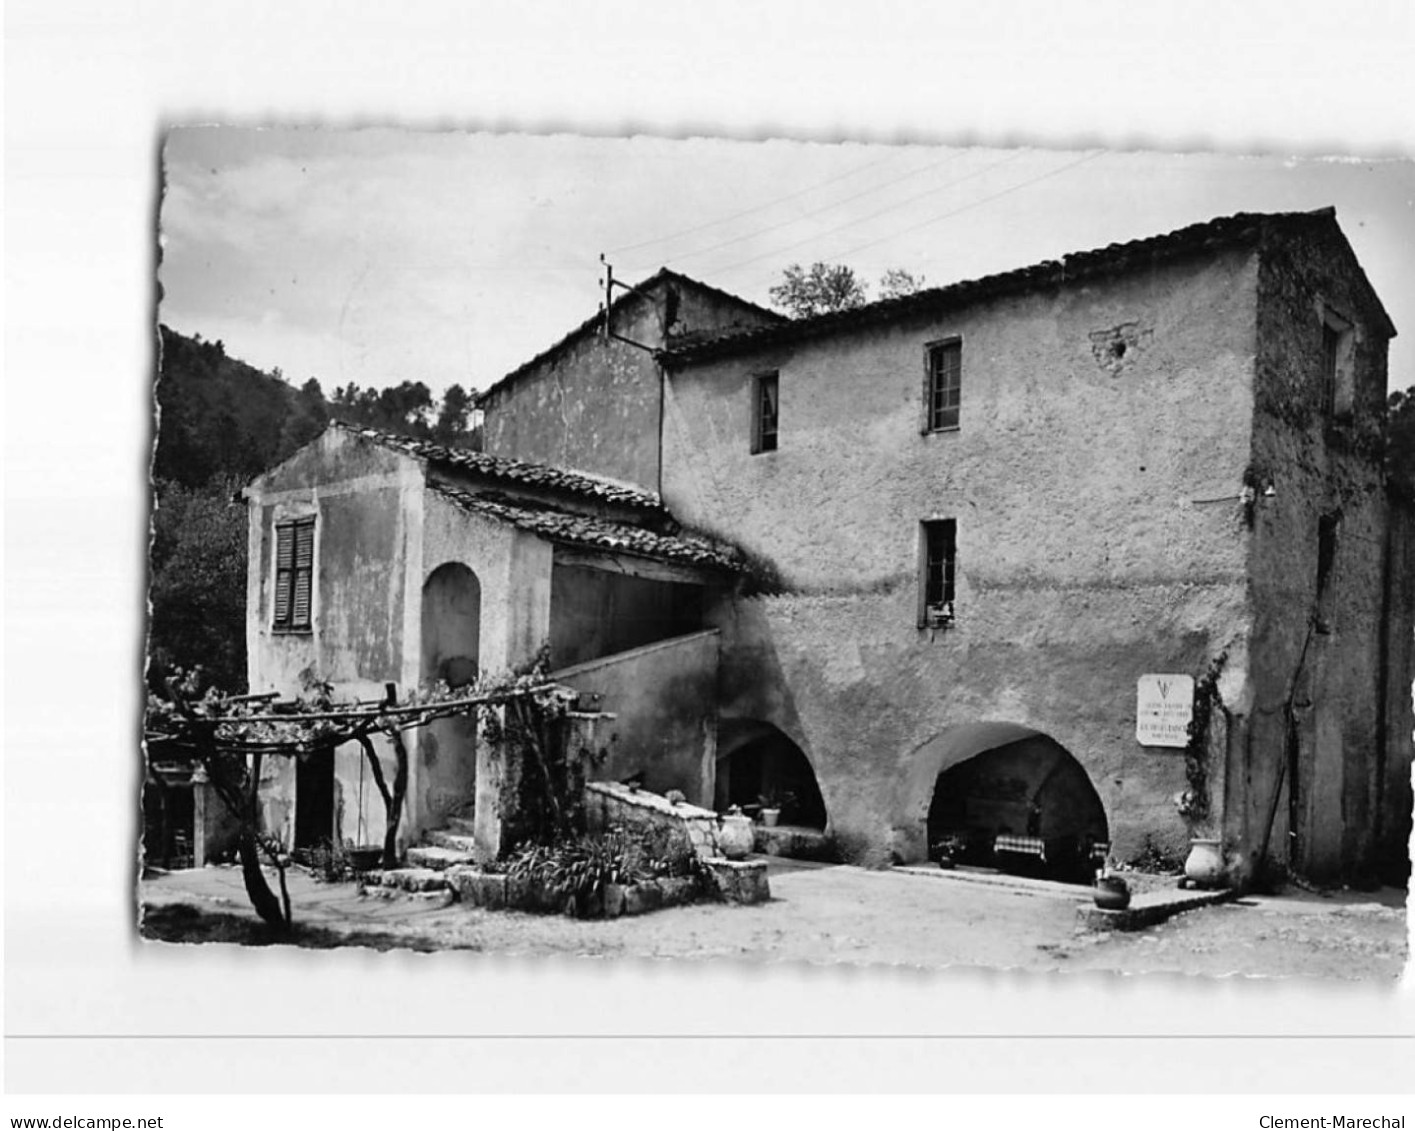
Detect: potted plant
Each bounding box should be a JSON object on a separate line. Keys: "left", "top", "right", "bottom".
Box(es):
{"left": 1093, "top": 862, "right": 1131, "bottom": 910}
{"left": 756, "top": 788, "right": 795, "bottom": 827}
{"left": 933, "top": 832, "right": 965, "bottom": 870}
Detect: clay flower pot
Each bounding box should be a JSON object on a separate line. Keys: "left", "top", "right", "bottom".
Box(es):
{"left": 1093, "top": 875, "right": 1131, "bottom": 911}
{"left": 759, "top": 808, "right": 781, "bottom": 827}
{"left": 1184, "top": 838, "right": 1225, "bottom": 889}
{"left": 716, "top": 812, "right": 755, "bottom": 860}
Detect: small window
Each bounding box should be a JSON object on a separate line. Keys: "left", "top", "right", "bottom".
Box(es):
{"left": 273, "top": 516, "right": 315, "bottom": 632}
{"left": 1320, "top": 309, "right": 1354, "bottom": 418}
{"left": 919, "top": 519, "right": 957, "bottom": 627}
{"left": 924, "top": 339, "right": 961, "bottom": 432}
{"left": 752, "top": 372, "right": 779, "bottom": 454}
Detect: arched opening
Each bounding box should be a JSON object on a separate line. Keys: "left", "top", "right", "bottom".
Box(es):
{"left": 925, "top": 729, "right": 1108, "bottom": 883}
{"left": 715, "top": 720, "right": 827, "bottom": 830}
{"left": 416, "top": 562, "right": 483, "bottom": 831}
{"left": 421, "top": 562, "right": 482, "bottom": 687}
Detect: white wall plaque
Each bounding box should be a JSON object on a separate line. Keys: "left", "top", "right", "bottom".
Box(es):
{"left": 1136, "top": 673, "right": 1194, "bottom": 747}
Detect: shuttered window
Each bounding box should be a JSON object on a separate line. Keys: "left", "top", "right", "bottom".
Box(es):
{"left": 273, "top": 517, "right": 315, "bottom": 631}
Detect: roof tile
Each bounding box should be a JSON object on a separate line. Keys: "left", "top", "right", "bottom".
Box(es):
{"left": 430, "top": 484, "right": 742, "bottom": 572}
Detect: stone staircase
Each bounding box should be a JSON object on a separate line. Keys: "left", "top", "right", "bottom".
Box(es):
{"left": 365, "top": 816, "right": 479, "bottom": 896}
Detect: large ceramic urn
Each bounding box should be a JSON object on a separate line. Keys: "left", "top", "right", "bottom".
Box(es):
{"left": 1184, "top": 837, "right": 1225, "bottom": 888}
{"left": 716, "top": 811, "right": 756, "bottom": 860}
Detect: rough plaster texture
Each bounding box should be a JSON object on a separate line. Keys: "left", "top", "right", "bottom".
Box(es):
{"left": 246, "top": 428, "right": 427, "bottom": 851}
{"left": 559, "top": 632, "right": 721, "bottom": 806}
{"left": 665, "top": 251, "right": 1263, "bottom": 866}
{"left": 1232, "top": 222, "right": 1406, "bottom": 884}
{"left": 482, "top": 276, "right": 779, "bottom": 490}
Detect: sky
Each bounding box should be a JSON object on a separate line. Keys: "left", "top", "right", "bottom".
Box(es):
{"left": 159, "top": 130, "right": 1415, "bottom": 402}
{"left": 160, "top": 131, "right": 1415, "bottom": 402}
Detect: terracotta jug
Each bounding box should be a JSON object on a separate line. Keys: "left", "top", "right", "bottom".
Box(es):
{"left": 1184, "top": 837, "right": 1225, "bottom": 888}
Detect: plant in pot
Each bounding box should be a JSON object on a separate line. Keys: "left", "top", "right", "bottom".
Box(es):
{"left": 756, "top": 788, "right": 795, "bottom": 827}
{"left": 1093, "top": 861, "right": 1131, "bottom": 910}
{"left": 933, "top": 832, "right": 966, "bottom": 870}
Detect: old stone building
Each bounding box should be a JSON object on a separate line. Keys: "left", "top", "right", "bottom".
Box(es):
{"left": 247, "top": 207, "right": 1412, "bottom": 888}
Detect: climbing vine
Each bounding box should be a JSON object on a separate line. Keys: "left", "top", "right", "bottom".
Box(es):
{"left": 1178, "top": 651, "right": 1228, "bottom": 827}
{"left": 144, "top": 661, "right": 577, "bottom": 932}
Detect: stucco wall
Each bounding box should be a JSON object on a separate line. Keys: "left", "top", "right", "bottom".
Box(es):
{"left": 1236, "top": 223, "right": 1401, "bottom": 884}
{"left": 554, "top": 629, "right": 720, "bottom": 806}
{"left": 666, "top": 250, "right": 1262, "bottom": 864}
{"left": 246, "top": 428, "right": 427, "bottom": 850}
{"left": 482, "top": 279, "right": 779, "bottom": 491}
{"left": 416, "top": 489, "right": 554, "bottom": 840}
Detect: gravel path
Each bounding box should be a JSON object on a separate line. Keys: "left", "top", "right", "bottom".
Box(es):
{"left": 139, "top": 859, "right": 1407, "bottom": 980}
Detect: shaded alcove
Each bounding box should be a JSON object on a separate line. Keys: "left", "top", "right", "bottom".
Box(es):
{"left": 294, "top": 752, "right": 334, "bottom": 850}
{"left": 715, "top": 720, "right": 827, "bottom": 829}
{"left": 422, "top": 561, "right": 482, "bottom": 688}
{"left": 924, "top": 729, "right": 1108, "bottom": 882}
{"left": 417, "top": 561, "right": 483, "bottom": 831}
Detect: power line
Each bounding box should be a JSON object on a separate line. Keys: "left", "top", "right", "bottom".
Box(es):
{"left": 604, "top": 149, "right": 902, "bottom": 258}
{"left": 719, "top": 149, "right": 1104, "bottom": 284}
{"left": 833, "top": 149, "right": 1105, "bottom": 261}
{"left": 625, "top": 148, "right": 985, "bottom": 273}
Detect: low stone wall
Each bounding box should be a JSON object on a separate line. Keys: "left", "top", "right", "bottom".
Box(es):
{"left": 584, "top": 780, "right": 722, "bottom": 860}
{"left": 754, "top": 823, "right": 835, "bottom": 861}
{"left": 444, "top": 864, "right": 704, "bottom": 917}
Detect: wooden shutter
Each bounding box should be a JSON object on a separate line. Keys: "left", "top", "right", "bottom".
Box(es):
{"left": 274, "top": 523, "right": 294, "bottom": 626}
{"left": 292, "top": 519, "right": 315, "bottom": 627}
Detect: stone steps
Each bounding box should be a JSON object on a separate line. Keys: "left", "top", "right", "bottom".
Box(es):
{"left": 406, "top": 844, "right": 478, "bottom": 871}
{"left": 444, "top": 816, "right": 477, "bottom": 837}
{"left": 424, "top": 830, "right": 480, "bottom": 855}
{"left": 369, "top": 866, "right": 448, "bottom": 893}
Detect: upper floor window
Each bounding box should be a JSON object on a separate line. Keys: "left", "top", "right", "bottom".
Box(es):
{"left": 919, "top": 518, "right": 957, "bottom": 628}
{"left": 1321, "top": 308, "right": 1355, "bottom": 418}
{"left": 752, "top": 371, "right": 779, "bottom": 454}
{"left": 273, "top": 516, "right": 315, "bottom": 632}
{"left": 925, "top": 339, "right": 961, "bottom": 432}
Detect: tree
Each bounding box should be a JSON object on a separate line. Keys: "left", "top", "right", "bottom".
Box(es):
{"left": 879, "top": 267, "right": 927, "bottom": 300}
{"left": 769, "top": 262, "right": 869, "bottom": 319}
{"left": 433, "top": 382, "right": 473, "bottom": 446}
{"left": 148, "top": 477, "right": 249, "bottom": 693}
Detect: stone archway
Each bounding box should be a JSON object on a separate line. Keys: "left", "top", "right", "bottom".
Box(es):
{"left": 715, "top": 719, "right": 828, "bottom": 830}
{"left": 896, "top": 722, "right": 1109, "bottom": 880}
{"left": 417, "top": 562, "right": 483, "bottom": 832}
{"left": 421, "top": 562, "right": 482, "bottom": 688}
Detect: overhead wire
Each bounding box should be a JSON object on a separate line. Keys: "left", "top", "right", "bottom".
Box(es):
{"left": 692, "top": 149, "right": 1030, "bottom": 278}
{"left": 715, "top": 148, "right": 1105, "bottom": 285}
{"left": 604, "top": 149, "right": 903, "bottom": 258}
{"left": 622, "top": 148, "right": 988, "bottom": 273}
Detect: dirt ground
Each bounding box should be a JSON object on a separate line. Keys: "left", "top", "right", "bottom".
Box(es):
{"left": 138, "top": 858, "right": 1409, "bottom": 981}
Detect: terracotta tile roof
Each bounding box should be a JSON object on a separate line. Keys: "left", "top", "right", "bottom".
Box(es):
{"left": 660, "top": 207, "right": 1394, "bottom": 364}
{"left": 429, "top": 483, "right": 743, "bottom": 572}
{"left": 334, "top": 422, "right": 663, "bottom": 510}
{"left": 474, "top": 267, "right": 783, "bottom": 406}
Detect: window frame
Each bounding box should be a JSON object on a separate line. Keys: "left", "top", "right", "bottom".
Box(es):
{"left": 923, "top": 337, "right": 962, "bottom": 434}
{"left": 1320, "top": 308, "right": 1355, "bottom": 419}
{"left": 272, "top": 515, "right": 316, "bottom": 633}
{"left": 751, "top": 370, "right": 780, "bottom": 454}
{"left": 918, "top": 518, "right": 957, "bottom": 628}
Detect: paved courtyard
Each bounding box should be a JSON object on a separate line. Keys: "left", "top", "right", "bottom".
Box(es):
{"left": 139, "top": 857, "right": 1409, "bottom": 981}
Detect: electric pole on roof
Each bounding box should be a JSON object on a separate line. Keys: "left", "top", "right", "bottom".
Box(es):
{"left": 597, "top": 254, "right": 657, "bottom": 353}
